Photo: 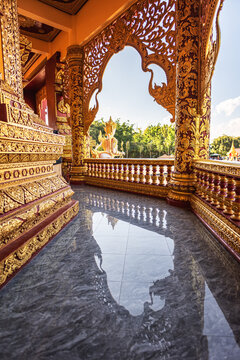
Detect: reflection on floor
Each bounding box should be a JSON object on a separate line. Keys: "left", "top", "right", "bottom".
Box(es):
{"left": 0, "top": 185, "right": 239, "bottom": 360}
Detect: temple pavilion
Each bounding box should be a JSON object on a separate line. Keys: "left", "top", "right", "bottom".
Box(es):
{"left": 0, "top": 1, "right": 239, "bottom": 359}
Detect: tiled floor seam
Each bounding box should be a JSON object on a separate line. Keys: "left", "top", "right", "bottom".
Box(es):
{"left": 118, "top": 222, "right": 131, "bottom": 303}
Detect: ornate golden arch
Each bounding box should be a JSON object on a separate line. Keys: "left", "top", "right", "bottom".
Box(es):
{"left": 83, "top": 0, "right": 176, "bottom": 132}
{"left": 80, "top": 0, "right": 223, "bottom": 133}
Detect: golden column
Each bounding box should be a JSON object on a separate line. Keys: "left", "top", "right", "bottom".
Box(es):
{"left": 66, "top": 45, "right": 86, "bottom": 184}
{"left": 168, "top": 0, "right": 209, "bottom": 205}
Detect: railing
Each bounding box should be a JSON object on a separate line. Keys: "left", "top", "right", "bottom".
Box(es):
{"left": 83, "top": 158, "right": 240, "bottom": 258}
{"left": 193, "top": 160, "right": 240, "bottom": 222}
{"left": 84, "top": 159, "right": 174, "bottom": 197}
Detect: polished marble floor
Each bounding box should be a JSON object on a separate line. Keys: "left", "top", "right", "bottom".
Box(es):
{"left": 0, "top": 185, "right": 240, "bottom": 360}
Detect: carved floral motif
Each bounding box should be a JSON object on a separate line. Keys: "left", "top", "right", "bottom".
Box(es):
{"left": 0, "top": 122, "right": 65, "bottom": 145}
{"left": 83, "top": 0, "right": 176, "bottom": 130}
{"left": 66, "top": 45, "right": 87, "bottom": 180}
{"left": 0, "top": 0, "right": 23, "bottom": 96}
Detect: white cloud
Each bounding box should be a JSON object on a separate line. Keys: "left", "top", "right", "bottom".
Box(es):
{"left": 215, "top": 96, "right": 240, "bottom": 116}
{"left": 211, "top": 117, "right": 240, "bottom": 141}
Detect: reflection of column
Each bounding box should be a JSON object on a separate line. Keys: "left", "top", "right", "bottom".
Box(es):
{"left": 66, "top": 45, "right": 86, "bottom": 184}
{"left": 168, "top": 0, "right": 210, "bottom": 205}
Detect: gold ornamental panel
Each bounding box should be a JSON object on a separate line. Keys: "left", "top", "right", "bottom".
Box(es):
{"left": 82, "top": 0, "right": 176, "bottom": 130}
{"left": 0, "top": 174, "right": 68, "bottom": 216}
{"left": 0, "top": 187, "right": 74, "bottom": 247}
{"left": 0, "top": 122, "right": 65, "bottom": 145}
{"left": 0, "top": 140, "right": 64, "bottom": 155}
{"left": 0, "top": 163, "right": 54, "bottom": 185}
{"left": 194, "top": 160, "right": 240, "bottom": 177}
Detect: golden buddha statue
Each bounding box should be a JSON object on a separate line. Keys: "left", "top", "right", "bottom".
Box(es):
{"left": 92, "top": 117, "right": 124, "bottom": 158}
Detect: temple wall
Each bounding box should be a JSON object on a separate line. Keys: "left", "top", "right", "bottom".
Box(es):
{"left": 0, "top": 0, "right": 78, "bottom": 288}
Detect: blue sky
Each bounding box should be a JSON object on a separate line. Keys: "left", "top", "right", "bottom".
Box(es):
{"left": 92, "top": 0, "right": 240, "bottom": 141}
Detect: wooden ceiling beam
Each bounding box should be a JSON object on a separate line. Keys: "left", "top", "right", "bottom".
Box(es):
{"left": 18, "top": 0, "right": 73, "bottom": 32}
{"left": 27, "top": 36, "right": 50, "bottom": 55}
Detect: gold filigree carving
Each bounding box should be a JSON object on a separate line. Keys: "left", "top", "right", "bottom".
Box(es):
{"left": 66, "top": 45, "right": 86, "bottom": 181}
{"left": 191, "top": 195, "right": 240, "bottom": 256}
{"left": 200, "top": 0, "right": 224, "bottom": 108}
{"left": 0, "top": 174, "right": 68, "bottom": 215}
{"left": 0, "top": 0, "right": 23, "bottom": 97}
{"left": 0, "top": 153, "right": 59, "bottom": 164}
{"left": 194, "top": 160, "right": 240, "bottom": 178}
{"left": 83, "top": 0, "right": 176, "bottom": 131}
{"left": 174, "top": 0, "right": 200, "bottom": 174}
{"left": 0, "top": 122, "right": 65, "bottom": 145}
{"left": 0, "top": 188, "right": 74, "bottom": 246}
{"left": 0, "top": 163, "right": 53, "bottom": 184}
{"left": 19, "top": 34, "right": 32, "bottom": 71}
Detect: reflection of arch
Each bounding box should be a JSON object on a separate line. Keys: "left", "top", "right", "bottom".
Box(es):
{"left": 83, "top": 0, "right": 176, "bottom": 132}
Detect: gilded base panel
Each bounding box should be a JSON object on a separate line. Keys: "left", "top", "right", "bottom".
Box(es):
{"left": 0, "top": 187, "right": 74, "bottom": 247}
{"left": 0, "top": 200, "right": 79, "bottom": 288}
{"left": 0, "top": 173, "right": 70, "bottom": 216}
{"left": 85, "top": 177, "right": 169, "bottom": 198}
{"left": 191, "top": 195, "right": 240, "bottom": 261}
{"left": 167, "top": 172, "right": 196, "bottom": 204}
{"left": 70, "top": 166, "right": 87, "bottom": 184}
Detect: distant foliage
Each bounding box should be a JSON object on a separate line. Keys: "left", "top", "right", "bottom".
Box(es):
{"left": 210, "top": 135, "right": 240, "bottom": 156}
{"left": 90, "top": 118, "right": 175, "bottom": 158}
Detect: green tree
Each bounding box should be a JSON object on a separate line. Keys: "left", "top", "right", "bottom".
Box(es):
{"left": 138, "top": 144, "right": 144, "bottom": 158}
{"left": 90, "top": 118, "right": 176, "bottom": 158}
{"left": 89, "top": 118, "right": 105, "bottom": 143}
{"left": 147, "top": 141, "right": 153, "bottom": 158}
{"left": 126, "top": 141, "right": 130, "bottom": 158}
{"left": 210, "top": 136, "right": 240, "bottom": 156}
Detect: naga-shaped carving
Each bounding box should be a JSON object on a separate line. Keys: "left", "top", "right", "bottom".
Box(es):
{"left": 200, "top": 0, "right": 224, "bottom": 109}
{"left": 83, "top": 0, "right": 176, "bottom": 132}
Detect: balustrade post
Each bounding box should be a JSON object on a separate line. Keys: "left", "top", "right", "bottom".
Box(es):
{"left": 106, "top": 163, "right": 110, "bottom": 179}
{"left": 114, "top": 164, "right": 119, "bottom": 180}
{"left": 212, "top": 174, "right": 221, "bottom": 207}
{"left": 199, "top": 171, "right": 205, "bottom": 198}
{"left": 129, "top": 164, "right": 134, "bottom": 182}
{"left": 91, "top": 163, "right": 95, "bottom": 177}
{"left": 166, "top": 165, "right": 172, "bottom": 185}
{"left": 95, "top": 163, "right": 99, "bottom": 178}
{"left": 152, "top": 165, "right": 158, "bottom": 185}
{"left": 122, "top": 163, "right": 128, "bottom": 181}
{"left": 86, "top": 163, "right": 90, "bottom": 176}
{"left": 110, "top": 163, "right": 114, "bottom": 180}
{"left": 133, "top": 164, "right": 139, "bottom": 183}
{"left": 145, "top": 164, "right": 151, "bottom": 184}
{"left": 231, "top": 179, "right": 240, "bottom": 221}
{"left": 139, "top": 164, "right": 145, "bottom": 184}
{"left": 159, "top": 165, "right": 164, "bottom": 186}
{"left": 217, "top": 175, "right": 228, "bottom": 211}
{"left": 98, "top": 163, "right": 102, "bottom": 178}
{"left": 203, "top": 172, "right": 210, "bottom": 200}
{"left": 101, "top": 163, "right": 106, "bottom": 179}
{"left": 194, "top": 169, "right": 201, "bottom": 196}
{"left": 208, "top": 172, "right": 215, "bottom": 203}
{"left": 223, "top": 177, "right": 235, "bottom": 216}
